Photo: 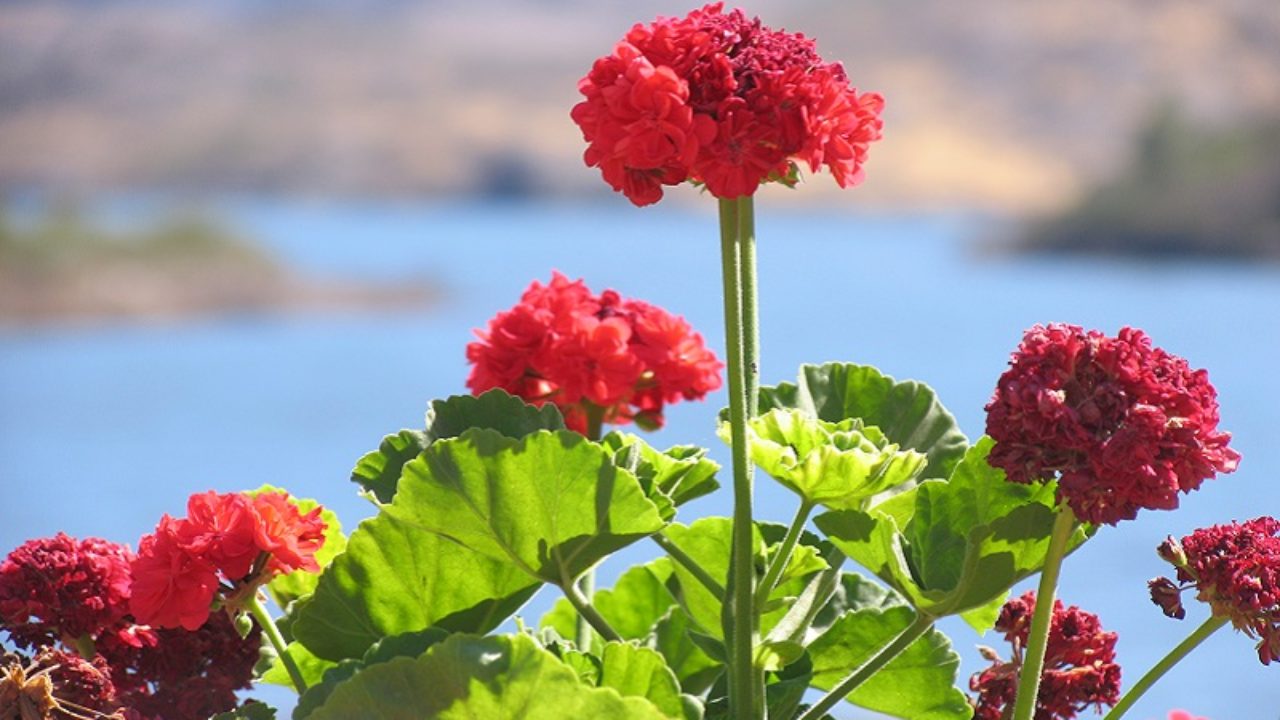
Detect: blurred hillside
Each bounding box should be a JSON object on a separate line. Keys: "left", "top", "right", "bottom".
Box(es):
{"left": 2, "top": 0, "right": 1280, "bottom": 211}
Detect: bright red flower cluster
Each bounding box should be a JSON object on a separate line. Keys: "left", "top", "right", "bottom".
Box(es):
{"left": 985, "top": 324, "right": 1240, "bottom": 525}
{"left": 0, "top": 534, "right": 133, "bottom": 650}
{"left": 0, "top": 533, "right": 263, "bottom": 720}
{"left": 466, "top": 272, "right": 722, "bottom": 432}
{"left": 971, "top": 591, "right": 1121, "bottom": 720}
{"left": 131, "top": 490, "right": 326, "bottom": 631}
{"left": 1151, "top": 517, "right": 1280, "bottom": 664}
{"left": 571, "top": 3, "right": 884, "bottom": 205}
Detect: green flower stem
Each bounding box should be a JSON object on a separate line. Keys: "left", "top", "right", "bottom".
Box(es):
{"left": 247, "top": 593, "right": 307, "bottom": 694}
{"left": 755, "top": 499, "right": 814, "bottom": 606}
{"left": 1102, "top": 614, "right": 1228, "bottom": 720}
{"left": 574, "top": 403, "right": 607, "bottom": 649}
{"left": 737, "top": 195, "right": 760, "bottom": 417}
{"left": 561, "top": 575, "right": 623, "bottom": 643}
{"left": 1011, "top": 506, "right": 1077, "bottom": 720}
{"left": 653, "top": 531, "right": 725, "bottom": 601}
{"left": 719, "top": 195, "right": 762, "bottom": 720}
{"left": 796, "top": 612, "right": 936, "bottom": 720}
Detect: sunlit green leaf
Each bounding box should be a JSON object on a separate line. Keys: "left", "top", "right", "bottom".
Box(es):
{"left": 757, "top": 363, "right": 969, "bottom": 481}
{"left": 807, "top": 607, "right": 970, "bottom": 720}
{"left": 305, "top": 633, "right": 671, "bottom": 720}
{"left": 259, "top": 641, "right": 338, "bottom": 691}
{"left": 388, "top": 429, "right": 667, "bottom": 586}
{"left": 733, "top": 409, "right": 926, "bottom": 510}
{"left": 815, "top": 437, "right": 1090, "bottom": 624}
{"left": 290, "top": 509, "right": 539, "bottom": 661}
{"left": 351, "top": 430, "right": 429, "bottom": 504}
{"left": 601, "top": 432, "right": 719, "bottom": 508}
{"left": 596, "top": 642, "right": 688, "bottom": 719}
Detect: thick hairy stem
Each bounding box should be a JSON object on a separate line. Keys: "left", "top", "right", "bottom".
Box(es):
{"left": 719, "top": 196, "right": 762, "bottom": 720}
{"left": 574, "top": 403, "right": 606, "bottom": 649}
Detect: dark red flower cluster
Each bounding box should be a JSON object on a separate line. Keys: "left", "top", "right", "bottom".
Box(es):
{"left": 1150, "top": 517, "right": 1280, "bottom": 664}
{"left": 571, "top": 3, "right": 884, "bottom": 205}
{"left": 131, "top": 490, "right": 326, "bottom": 630}
{"left": 0, "top": 534, "right": 133, "bottom": 650}
{"left": 985, "top": 324, "right": 1239, "bottom": 525}
{"left": 0, "top": 533, "right": 262, "bottom": 720}
{"left": 466, "top": 272, "right": 722, "bottom": 433}
{"left": 971, "top": 591, "right": 1121, "bottom": 720}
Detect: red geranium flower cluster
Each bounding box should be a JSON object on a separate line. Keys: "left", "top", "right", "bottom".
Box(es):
{"left": 571, "top": 3, "right": 884, "bottom": 205}
{"left": 0, "top": 534, "right": 132, "bottom": 650}
{"left": 985, "top": 324, "right": 1239, "bottom": 525}
{"left": 466, "top": 272, "right": 722, "bottom": 433}
{"left": 131, "top": 490, "right": 326, "bottom": 631}
{"left": 1150, "top": 517, "right": 1280, "bottom": 664}
{"left": 0, "top": 534, "right": 262, "bottom": 720}
{"left": 971, "top": 591, "right": 1121, "bottom": 720}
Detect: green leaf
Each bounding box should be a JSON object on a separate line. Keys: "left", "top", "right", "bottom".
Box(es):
{"left": 290, "top": 509, "right": 539, "bottom": 661}
{"left": 757, "top": 363, "right": 969, "bottom": 482}
{"left": 661, "top": 518, "right": 827, "bottom": 642}
{"left": 212, "top": 703, "right": 277, "bottom": 720}
{"left": 351, "top": 430, "right": 429, "bottom": 504}
{"left": 424, "top": 389, "right": 565, "bottom": 444}
{"left": 652, "top": 607, "right": 722, "bottom": 695}
{"left": 734, "top": 409, "right": 927, "bottom": 510}
{"left": 541, "top": 560, "right": 678, "bottom": 644}
{"left": 352, "top": 390, "right": 564, "bottom": 504}
{"left": 600, "top": 432, "right": 720, "bottom": 508}
{"left": 388, "top": 429, "right": 667, "bottom": 585}
{"left": 815, "top": 437, "right": 1091, "bottom": 624}
{"left": 259, "top": 641, "right": 338, "bottom": 690}
{"left": 241, "top": 486, "right": 348, "bottom": 610}
{"left": 294, "top": 629, "right": 451, "bottom": 719}
{"left": 597, "top": 642, "right": 688, "bottom": 719}
{"left": 305, "top": 633, "right": 671, "bottom": 720}
{"left": 807, "top": 607, "right": 970, "bottom": 720}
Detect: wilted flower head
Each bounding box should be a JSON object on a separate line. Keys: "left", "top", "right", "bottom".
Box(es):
{"left": 1150, "top": 517, "right": 1280, "bottom": 665}
{"left": 985, "top": 324, "right": 1239, "bottom": 525}
{"left": 130, "top": 490, "right": 327, "bottom": 630}
{"left": 466, "top": 272, "right": 722, "bottom": 433}
{"left": 0, "top": 534, "right": 133, "bottom": 650}
{"left": 970, "top": 591, "right": 1121, "bottom": 720}
{"left": 572, "top": 3, "right": 884, "bottom": 205}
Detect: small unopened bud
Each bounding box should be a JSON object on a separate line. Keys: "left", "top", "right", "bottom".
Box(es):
{"left": 1157, "top": 536, "right": 1188, "bottom": 568}
{"left": 233, "top": 612, "right": 255, "bottom": 639}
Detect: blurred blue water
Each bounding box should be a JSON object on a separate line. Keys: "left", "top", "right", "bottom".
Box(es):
{"left": 2, "top": 199, "right": 1277, "bottom": 719}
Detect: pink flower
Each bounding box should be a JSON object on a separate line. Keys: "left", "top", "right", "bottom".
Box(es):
{"left": 0, "top": 533, "right": 133, "bottom": 648}
{"left": 1151, "top": 517, "right": 1280, "bottom": 664}
{"left": 572, "top": 3, "right": 883, "bottom": 205}
{"left": 129, "top": 518, "right": 220, "bottom": 631}
{"left": 1168, "top": 711, "right": 1209, "bottom": 720}
{"left": 985, "top": 324, "right": 1239, "bottom": 525}
{"left": 467, "top": 273, "right": 722, "bottom": 433}
{"left": 971, "top": 591, "right": 1121, "bottom": 720}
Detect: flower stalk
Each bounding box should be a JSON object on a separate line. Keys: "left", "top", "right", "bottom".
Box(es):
{"left": 246, "top": 594, "right": 307, "bottom": 695}
{"left": 719, "top": 195, "right": 762, "bottom": 720}
{"left": 1102, "top": 615, "right": 1228, "bottom": 720}
{"left": 1011, "top": 506, "right": 1077, "bottom": 720}
{"left": 755, "top": 499, "right": 814, "bottom": 607}
{"left": 574, "top": 403, "right": 607, "bottom": 649}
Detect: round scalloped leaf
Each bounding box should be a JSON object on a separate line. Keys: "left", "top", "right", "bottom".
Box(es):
{"left": 814, "top": 437, "right": 1091, "bottom": 625}
{"left": 289, "top": 509, "right": 539, "bottom": 661}
{"left": 305, "top": 633, "right": 671, "bottom": 720}
{"left": 600, "top": 432, "right": 720, "bottom": 508}
{"left": 388, "top": 429, "right": 668, "bottom": 585}
{"left": 807, "top": 606, "right": 970, "bottom": 720}
{"left": 757, "top": 363, "right": 968, "bottom": 482}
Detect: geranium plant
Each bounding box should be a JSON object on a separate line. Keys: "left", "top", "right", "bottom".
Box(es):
{"left": 0, "top": 4, "right": 1266, "bottom": 720}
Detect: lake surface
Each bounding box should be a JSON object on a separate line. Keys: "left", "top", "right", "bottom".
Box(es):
{"left": 2, "top": 199, "right": 1277, "bottom": 718}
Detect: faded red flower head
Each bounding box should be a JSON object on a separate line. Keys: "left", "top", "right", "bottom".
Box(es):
{"left": 985, "top": 324, "right": 1239, "bottom": 525}
{"left": 0, "top": 534, "right": 133, "bottom": 649}
{"left": 467, "top": 272, "right": 722, "bottom": 433}
{"left": 971, "top": 591, "right": 1121, "bottom": 720}
{"left": 130, "top": 490, "right": 327, "bottom": 630}
{"left": 572, "top": 3, "right": 884, "bottom": 205}
{"left": 1151, "top": 517, "right": 1280, "bottom": 665}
